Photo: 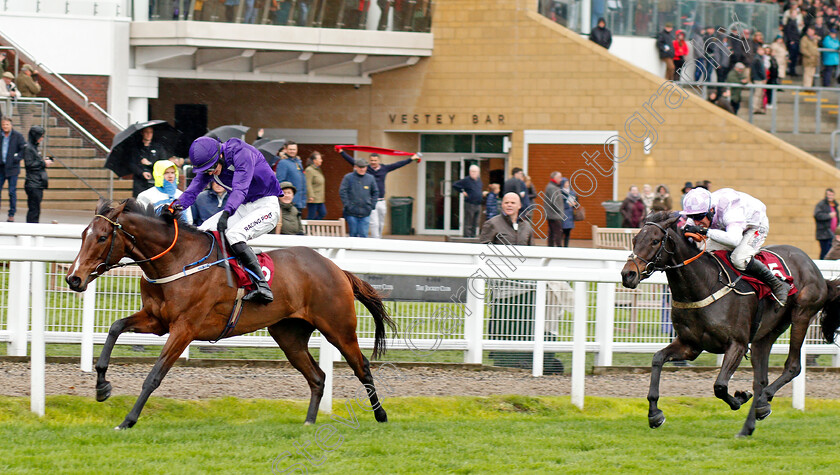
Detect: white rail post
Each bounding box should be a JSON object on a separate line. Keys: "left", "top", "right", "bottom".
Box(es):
{"left": 594, "top": 278, "right": 615, "bottom": 367}
{"left": 792, "top": 344, "right": 807, "bottom": 410}
{"left": 80, "top": 279, "right": 96, "bottom": 372}
{"left": 319, "top": 336, "right": 338, "bottom": 414}
{"left": 464, "top": 278, "right": 485, "bottom": 364}
{"left": 30, "top": 241, "right": 46, "bottom": 417}
{"left": 532, "top": 281, "right": 547, "bottom": 377}
{"left": 571, "top": 281, "right": 588, "bottom": 409}
{"left": 8, "top": 235, "right": 32, "bottom": 356}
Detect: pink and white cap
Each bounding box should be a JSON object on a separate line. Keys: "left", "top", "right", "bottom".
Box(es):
{"left": 681, "top": 187, "right": 713, "bottom": 215}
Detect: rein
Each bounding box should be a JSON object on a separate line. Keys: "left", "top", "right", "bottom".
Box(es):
{"left": 91, "top": 213, "right": 179, "bottom": 277}
{"left": 626, "top": 221, "right": 707, "bottom": 278}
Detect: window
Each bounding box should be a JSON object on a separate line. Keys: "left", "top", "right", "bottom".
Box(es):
{"left": 420, "top": 134, "right": 507, "bottom": 153}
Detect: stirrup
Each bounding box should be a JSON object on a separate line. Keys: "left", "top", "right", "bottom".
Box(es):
{"left": 244, "top": 281, "right": 273, "bottom": 303}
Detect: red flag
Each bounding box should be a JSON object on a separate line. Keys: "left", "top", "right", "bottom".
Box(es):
{"left": 334, "top": 145, "right": 418, "bottom": 157}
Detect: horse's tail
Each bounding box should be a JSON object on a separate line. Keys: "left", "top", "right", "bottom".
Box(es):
{"left": 344, "top": 270, "right": 396, "bottom": 359}
{"left": 820, "top": 278, "right": 840, "bottom": 343}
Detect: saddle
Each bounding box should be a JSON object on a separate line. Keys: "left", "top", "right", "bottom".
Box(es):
{"left": 210, "top": 231, "right": 275, "bottom": 291}
{"left": 711, "top": 249, "right": 797, "bottom": 301}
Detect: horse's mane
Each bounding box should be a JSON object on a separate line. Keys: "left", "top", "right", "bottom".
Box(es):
{"left": 97, "top": 198, "right": 203, "bottom": 234}
{"left": 645, "top": 211, "right": 683, "bottom": 231}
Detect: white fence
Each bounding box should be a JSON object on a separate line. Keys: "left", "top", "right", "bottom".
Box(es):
{"left": 3, "top": 223, "right": 840, "bottom": 415}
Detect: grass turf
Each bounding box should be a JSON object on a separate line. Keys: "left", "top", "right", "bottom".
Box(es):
{"left": 1, "top": 395, "right": 839, "bottom": 473}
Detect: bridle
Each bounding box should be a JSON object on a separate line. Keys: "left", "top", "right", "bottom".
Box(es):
{"left": 90, "top": 213, "right": 179, "bottom": 277}
{"left": 626, "top": 221, "right": 706, "bottom": 279}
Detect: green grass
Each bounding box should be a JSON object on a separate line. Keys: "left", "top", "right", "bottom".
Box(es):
{"left": 1, "top": 395, "right": 840, "bottom": 473}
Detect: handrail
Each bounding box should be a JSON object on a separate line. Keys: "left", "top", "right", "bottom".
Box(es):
{"left": 34, "top": 62, "right": 88, "bottom": 105}
{"left": 15, "top": 97, "right": 110, "bottom": 153}
{"left": 90, "top": 102, "right": 125, "bottom": 130}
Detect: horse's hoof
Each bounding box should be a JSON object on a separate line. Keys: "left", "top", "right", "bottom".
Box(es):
{"left": 648, "top": 410, "right": 666, "bottom": 429}
{"left": 734, "top": 390, "right": 753, "bottom": 405}
{"left": 756, "top": 405, "right": 772, "bottom": 421}
{"left": 96, "top": 382, "right": 112, "bottom": 402}
{"left": 735, "top": 428, "right": 754, "bottom": 438}
{"left": 116, "top": 419, "right": 135, "bottom": 430}
{"left": 303, "top": 420, "right": 314, "bottom": 426}
{"left": 374, "top": 409, "right": 388, "bottom": 423}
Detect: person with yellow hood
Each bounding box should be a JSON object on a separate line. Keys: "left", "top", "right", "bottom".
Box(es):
{"left": 136, "top": 159, "right": 193, "bottom": 224}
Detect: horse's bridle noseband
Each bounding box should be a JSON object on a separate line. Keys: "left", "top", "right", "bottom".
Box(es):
{"left": 627, "top": 221, "right": 706, "bottom": 279}
{"left": 90, "top": 213, "right": 178, "bottom": 277}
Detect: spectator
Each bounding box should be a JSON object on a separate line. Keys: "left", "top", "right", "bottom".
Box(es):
{"left": 452, "top": 164, "right": 483, "bottom": 238}
{"left": 274, "top": 140, "right": 307, "bottom": 213}
{"left": 672, "top": 30, "right": 689, "bottom": 80}
{"left": 558, "top": 178, "right": 577, "bottom": 247}
{"left": 0, "top": 51, "right": 6, "bottom": 76}
{"left": 193, "top": 181, "right": 228, "bottom": 227}
{"left": 784, "top": 5, "right": 805, "bottom": 77}
{"left": 712, "top": 31, "right": 733, "bottom": 85}
{"left": 339, "top": 158, "right": 379, "bottom": 238}
{"left": 136, "top": 159, "right": 193, "bottom": 224}
{"left": 305, "top": 151, "right": 326, "bottom": 220}
{"left": 0, "top": 116, "right": 25, "bottom": 221}
{"left": 823, "top": 30, "right": 840, "bottom": 87}
{"left": 479, "top": 192, "right": 534, "bottom": 245}
{"left": 770, "top": 35, "right": 789, "bottom": 80}
{"left": 21, "top": 125, "right": 51, "bottom": 223}
{"left": 707, "top": 89, "right": 736, "bottom": 114}
{"left": 15, "top": 64, "right": 40, "bottom": 98}
{"left": 695, "top": 180, "right": 711, "bottom": 190}
{"left": 814, "top": 16, "right": 830, "bottom": 42}
{"left": 650, "top": 184, "right": 672, "bottom": 212}
{"left": 697, "top": 26, "right": 717, "bottom": 81}
{"left": 641, "top": 183, "right": 655, "bottom": 216}
{"left": 656, "top": 22, "right": 676, "bottom": 80}
{"left": 801, "top": 27, "right": 820, "bottom": 88}
{"left": 277, "top": 181, "right": 304, "bottom": 235}
{"left": 524, "top": 174, "right": 537, "bottom": 217}
{"left": 338, "top": 147, "right": 419, "bottom": 238}
{"left": 751, "top": 46, "right": 767, "bottom": 114}
{"left": 620, "top": 185, "right": 646, "bottom": 228}
{"left": 824, "top": 223, "right": 840, "bottom": 259}
{"left": 485, "top": 183, "right": 500, "bottom": 220}
{"left": 725, "top": 62, "right": 749, "bottom": 115}
{"left": 543, "top": 171, "right": 565, "bottom": 247}
{"left": 764, "top": 44, "right": 780, "bottom": 108}
{"left": 590, "top": 17, "right": 612, "bottom": 49}
{"left": 502, "top": 167, "right": 530, "bottom": 213}
{"left": 729, "top": 28, "right": 751, "bottom": 72}
{"left": 0, "top": 72, "right": 15, "bottom": 98}
{"left": 130, "top": 125, "right": 170, "bottom": 197}
{"left": 815, "top": 188, "right": 839, "bottom": 259}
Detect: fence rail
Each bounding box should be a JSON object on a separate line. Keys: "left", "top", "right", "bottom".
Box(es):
{"left": 3, "top": 225, "right": 840, "bottom": 415}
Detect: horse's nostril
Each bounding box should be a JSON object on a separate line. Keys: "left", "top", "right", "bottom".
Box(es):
{"left": 66, "top": 276, "right": 81, "bottom": 288}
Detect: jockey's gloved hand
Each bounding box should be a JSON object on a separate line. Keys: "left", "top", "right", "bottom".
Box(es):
{"left": 684, "top": 224, "right": 707, "bottom": 236}
{"left": 168, "top": 202, "right": 184, "bottom": 213}
{"left": 217, "top": 210, "right": 230, "bottom": 235}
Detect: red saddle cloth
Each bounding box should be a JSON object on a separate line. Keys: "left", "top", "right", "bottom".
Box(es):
{"left": 711, "top": 249, "right": 797, "bottom": 301}
{"left": 211, "top": 231, "right": 275, "bottom": 291}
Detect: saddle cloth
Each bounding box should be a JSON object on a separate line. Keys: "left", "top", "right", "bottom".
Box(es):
{"left": 211, "top": 231, "right": 275, "bottom": 291}
{"left": 711, "top": 249, "right": 797, "bottom": 301}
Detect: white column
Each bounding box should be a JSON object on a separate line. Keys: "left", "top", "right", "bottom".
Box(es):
{"left": 134, "top": 0, "right": 150, "bottom": 21}
{"left": 464, "top": 278, "right": 485, "bottom": 364}
{"left": 128, "top": 97, "right": 149, "bottom": 125}
{"left": 30, "top": 242, "right": 46, "bottom": 417}
{"left": 792, "top": 344, "right": 807, "bottom": 410}
{"left": 366, "top": 0, "right": 382, "bottom": 30}
{"left": 319, "top": 336, "right": 338, "bottom": 414}
{"left": 8, "top": 235, "right": 32, "bottom": 356}
{"left": 532, "top": 281, "right": 547, "bottom": 377}
{"left": 594, "top": 280, "right": 615, "bottom": 367}
{"left": 571, "top": 282, "right": 588, "bottom": 409}
{"left": 581, "top": 0, "right": 592, "bottom": 35}
{"left": 80, "top": 279, "right": 97, "bottom": 372}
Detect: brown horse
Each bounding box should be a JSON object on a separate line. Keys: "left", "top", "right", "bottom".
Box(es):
{"left": 65, "top": 198, "right": 396, "bottom": 430}
{"left": 620, "top": 211, "right": 840, "bottom": 437}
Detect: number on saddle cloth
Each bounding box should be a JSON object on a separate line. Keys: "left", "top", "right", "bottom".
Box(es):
{"left": 210, "top": 231, "right": 274, "bottom": 289}
{"left": 712, "top": 249, "right": 797, "bottom": 300}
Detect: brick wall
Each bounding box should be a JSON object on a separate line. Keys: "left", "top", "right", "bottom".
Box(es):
{"left": 63, "top": 74, "right": 109, "bottom": 109}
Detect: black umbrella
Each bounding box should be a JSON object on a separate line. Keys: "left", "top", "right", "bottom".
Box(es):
{"left": 257, "top": 139, "right": 287, "bottom": 168}
{"left": 105, "top": 120, "right": 182, "bottom": 177}
{"left": 252, "top": 137, "right": 273, "bottom": 148}
{"left": 205, "top": 125, "right": 250, "bottom": 142}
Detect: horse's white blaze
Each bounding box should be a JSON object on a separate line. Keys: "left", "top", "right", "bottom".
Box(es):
{"left": 69, "top": 227, "right": 92, "bottom": 276}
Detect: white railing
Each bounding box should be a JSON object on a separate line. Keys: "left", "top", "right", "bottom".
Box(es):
{"left": 3, "top": 224, "right": 840, "bottom": 415}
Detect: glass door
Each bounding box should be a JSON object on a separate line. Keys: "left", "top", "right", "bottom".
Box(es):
{"left": 419, "top": 155, "right": 463, "bottom": 235}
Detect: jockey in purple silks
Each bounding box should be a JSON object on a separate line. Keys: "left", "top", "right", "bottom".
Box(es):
{"left": 173, "top": 137, "right": 282, "bottom": 304}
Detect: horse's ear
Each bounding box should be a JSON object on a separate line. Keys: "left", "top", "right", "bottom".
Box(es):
{"left": 95, "top": 198, "right": 113, "bottom": 215}
{"left": 664, "top": 211, "right": 682, "bottom": 228}
{"left": 113, "top": 199, "right": 130, "bottom": 216}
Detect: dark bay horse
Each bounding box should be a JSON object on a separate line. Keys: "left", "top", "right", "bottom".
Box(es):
{"left": 65, "top": 199, "right": 396, "bottom": 429}
{"left": 620, "top": 211, "right": 840, "bottom": 437}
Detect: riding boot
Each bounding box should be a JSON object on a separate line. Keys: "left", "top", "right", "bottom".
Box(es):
{"left": 744, "top": 257, "right": 791, "bottom": 307}
{"left": 230, "top": 242, "right": 274, "bottom": 304}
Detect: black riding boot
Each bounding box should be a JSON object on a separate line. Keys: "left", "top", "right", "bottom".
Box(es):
{"left": 745, "top": 257, "right": 791, "bottom": 307}
{"left": 230, "top": 242, "right": 274, "bottom": 304}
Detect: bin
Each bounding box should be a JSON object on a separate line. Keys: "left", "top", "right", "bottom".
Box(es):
{"left": 602, "top": 200, "right": 623, "bottom": 228}
{"left": 389, "top": 196, "right": 414, "bottom": 235}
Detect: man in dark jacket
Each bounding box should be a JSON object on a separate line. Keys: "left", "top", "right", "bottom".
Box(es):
{"left": 503, "top": 167, "right": 530, "bottom": 213}
{"left": 452, "top": 164, "right": 483, "bottom": 237}
{"left": 479, "top": 192, "right": 534, "bottom": 246}
{"left": 590, "top": 17, "right": 612, "bottom": 49}
{"left": 192, "top": 181, "right": 228, "bottom": 227}
{"left": 815, "top": 188, "right": 839, "bottom": 259}
{"left": 0, "top": 116, "right": 26, "bottom": 221}
{"left": 656, "top": 23, "right": 676, "bottom": 79}
{"left": 22, "top": 125, "right": 51, "bottom": 223}
{"left": 339, "top": 158, "right": 379, "bottom": 238}
{"left": 543, "top": 171, "right": 566, "bottom": 247}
